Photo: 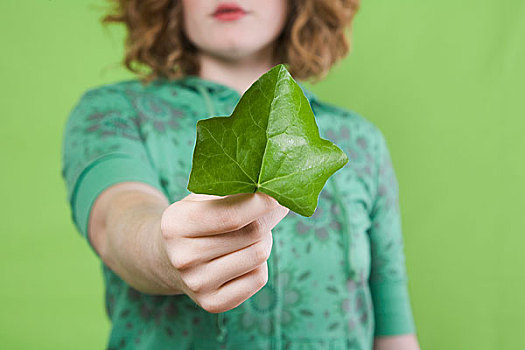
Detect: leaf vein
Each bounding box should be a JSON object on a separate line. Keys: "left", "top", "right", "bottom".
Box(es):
{"left": 200, "top": 125, "right": 256, "bottom": 184}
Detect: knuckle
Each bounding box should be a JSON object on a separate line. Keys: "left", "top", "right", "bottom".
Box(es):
{"left": 254, "top": 266, "right": 269, "bottom": 289}
{"left": 170, "top": 256, "right": 186, "bottom": 270}
{"left": 276, "top": 206, "right": 289, "bottom": 221}
{"left": 170, "top": 254, "right": 195, "bottom": 270}
{"left": 200, "top": 297, "right": 224, "bottom": 314}
{"left": 245, "top": 219, "right": 265, "bottom": 240}
{"left": 261, "top": 193, "right": 278, "bottom": 210}
{"left": 161, "top": 203, "right": 187, "bottom": 238}
{"left": 216, "top": 205, "right": 243, "bottom": 232}
{"left": 160, "top": 208, "right": 176, "bottom": 239}
{"left": 186, "top": 206, "right": 201, "bottom": 227}
{"left": 252, "top": 241, "right": 271, "bottom": 265}
{"left": 160, "top": 223, "right": 170, "bottom": 240}
{"left": 184, "top": 275, "right": 206, "bottom": 294}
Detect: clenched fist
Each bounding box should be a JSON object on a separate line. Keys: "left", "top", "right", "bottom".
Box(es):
{"left": 159, "top": 192, "right": 289, "bottom": 313}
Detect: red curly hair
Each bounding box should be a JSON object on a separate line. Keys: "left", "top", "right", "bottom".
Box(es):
{"left": 104, "top": 0, "right": 360, "bottom": 82}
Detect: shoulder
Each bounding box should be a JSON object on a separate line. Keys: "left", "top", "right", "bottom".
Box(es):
{"left": 65, "top": 80, "right": 147, "bottom": 134}
{"left": 70, "top": 80, "right": 140, "bottom": 114}
{"left": 311, "top": 98, "right": 387, "bottom": 157}
{"left": 69, "top": 79, "right": 185, "bottom": 118}
{"left": 311, "top": 98, "right": 396, "bottom": 205}
{"left": 73, "top": 78, "right": 197, "bottom": 113}
{"left": 75, "top": 79, "right": 152, "bottom": 106}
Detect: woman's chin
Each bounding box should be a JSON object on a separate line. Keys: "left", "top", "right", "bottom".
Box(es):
{"left": 201, "top": 45, "right": 270, "bottom": 62}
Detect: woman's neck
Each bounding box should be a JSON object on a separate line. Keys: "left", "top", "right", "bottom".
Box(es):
{"left": 197, "top": 46, "right": 276, "bottom": 95}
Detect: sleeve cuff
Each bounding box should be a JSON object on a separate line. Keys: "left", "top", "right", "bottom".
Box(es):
{"left": 70, "top": 154, "right": 165, "bottom": 255}
{"left": 370, "top": 279, "right": 416, "bottom": 336}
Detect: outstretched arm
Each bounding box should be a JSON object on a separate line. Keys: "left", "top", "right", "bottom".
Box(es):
{"left": 88, "top": 179, "right": 289, "bottom": 313}
{"left": 88, "top": 181, "right": 181, "bottom": 295}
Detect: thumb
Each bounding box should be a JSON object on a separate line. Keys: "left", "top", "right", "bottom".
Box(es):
{"left": 184, "top": 192, "right": 225, "bottom": 202}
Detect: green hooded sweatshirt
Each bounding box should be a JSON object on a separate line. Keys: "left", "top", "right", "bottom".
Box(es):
{"left": 61, "top": 75, "right": 416, "bottom": 350}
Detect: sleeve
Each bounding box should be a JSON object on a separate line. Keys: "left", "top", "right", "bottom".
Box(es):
{"left": 61, "top": 87, "right": 165, "bottom": 255}
{"left": 368, "top": 128, "right": 416, "bottom": 336}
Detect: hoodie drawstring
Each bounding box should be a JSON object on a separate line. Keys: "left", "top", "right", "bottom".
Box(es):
{"left": 273, "top": 247, "right": 282, "bottom": 350}
{"left": 311, "top": 97, "right": 355, "bottom": 282}
{"left": 195, "top": 84, "right": 228, "bottom": 344}
{"left": 329, "top": 175, "right": 355, "bottom": 281}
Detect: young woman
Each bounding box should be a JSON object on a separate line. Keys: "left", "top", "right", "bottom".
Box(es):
{"left": 61, "top": 1, "right": 420, "bottom": 349}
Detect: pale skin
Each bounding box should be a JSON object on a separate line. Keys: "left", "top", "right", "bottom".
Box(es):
{"left": 89, "top": 0, "right": 420, "bottom": 348}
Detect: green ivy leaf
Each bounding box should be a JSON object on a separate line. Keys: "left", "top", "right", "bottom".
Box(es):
{"left": 187, "top": 64, "right": 348, "bottom": 216}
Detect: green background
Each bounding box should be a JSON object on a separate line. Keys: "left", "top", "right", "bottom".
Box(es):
{"left": 1, "top": 0, "right": 523, "bottom": 349}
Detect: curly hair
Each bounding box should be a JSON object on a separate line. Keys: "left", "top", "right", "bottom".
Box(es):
{"left": 104, "top": 0, "right": 360, "bottom": 82}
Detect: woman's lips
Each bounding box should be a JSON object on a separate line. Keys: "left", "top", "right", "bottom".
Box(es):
{"left": 212, "top": 3, "right": 247, "bottom": 21}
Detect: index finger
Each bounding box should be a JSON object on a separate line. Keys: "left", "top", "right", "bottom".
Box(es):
{"left": 177, "top": 192, "right": 281, "bottom": 236}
